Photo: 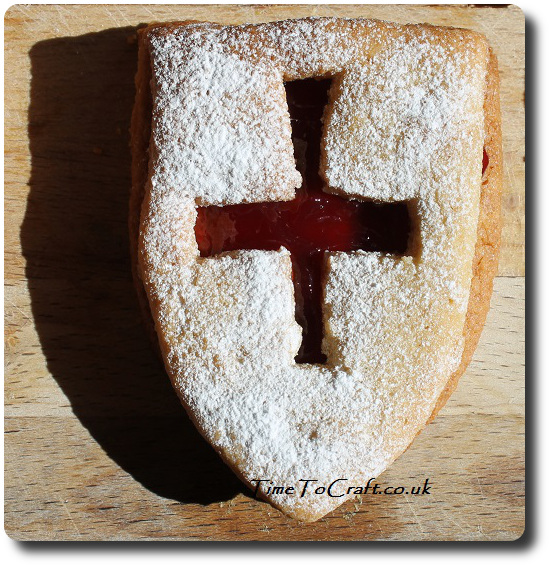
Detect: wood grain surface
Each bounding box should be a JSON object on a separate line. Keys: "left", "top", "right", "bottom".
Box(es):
{"left": 4, "top": 4, "right": 525, "bottom": 541}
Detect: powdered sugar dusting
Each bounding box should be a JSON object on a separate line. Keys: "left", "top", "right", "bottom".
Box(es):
{"left": 138, "top": 18, "right": 489, "bottom": 521}
{"left": 148, "top": 26, "right": 301, "bottom": 205}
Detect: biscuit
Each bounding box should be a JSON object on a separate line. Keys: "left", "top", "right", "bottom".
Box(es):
{"left": 130, "top": 17, "right": 502, "bottom": 522}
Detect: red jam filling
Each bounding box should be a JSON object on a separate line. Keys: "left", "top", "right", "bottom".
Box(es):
{"left": 195, "top": 79, "right": 418, "bottom": 363}
{"left": 482, "top": 148, "right": 489, "bottom": 175}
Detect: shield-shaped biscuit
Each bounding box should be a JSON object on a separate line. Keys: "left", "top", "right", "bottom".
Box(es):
{"left": 131, "top": 17, "right": 502, "bottom": 521}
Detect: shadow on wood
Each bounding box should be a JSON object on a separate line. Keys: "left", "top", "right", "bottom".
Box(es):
{"left": 23, "top": 27, "right": 245, "bottom": 506}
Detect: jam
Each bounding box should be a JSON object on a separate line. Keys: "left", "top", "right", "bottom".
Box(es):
{"left": 482, "top": 148, "right": 489, "bottom": 175}
{"left": 195, "top": 78, "right": 411, "bottom": 363}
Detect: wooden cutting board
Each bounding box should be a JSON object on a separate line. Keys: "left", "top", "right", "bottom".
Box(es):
{"left": 4, "top": 4, "right": 525, "bottom": 541}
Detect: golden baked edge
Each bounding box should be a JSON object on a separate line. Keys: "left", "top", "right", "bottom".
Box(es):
{"left": 128, "top": 18, "right": 503, "bottom": 517}
{"left": 427, "top": 49, "right": 503, "bottom": 423}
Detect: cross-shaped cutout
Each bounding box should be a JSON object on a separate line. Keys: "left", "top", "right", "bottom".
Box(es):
{"left": 195, "top": 78, "right": 411, "bottom": 364}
